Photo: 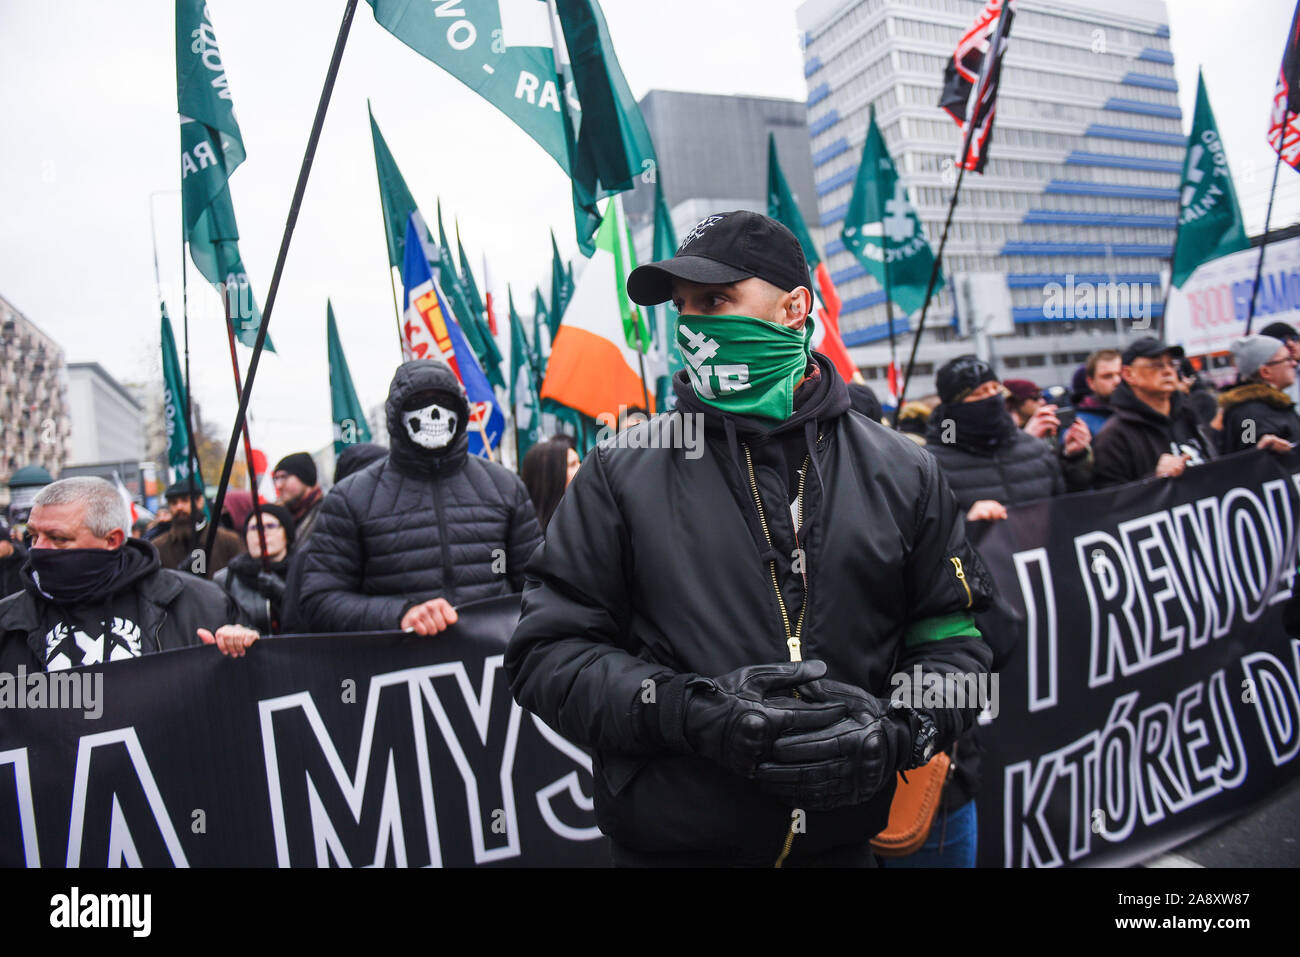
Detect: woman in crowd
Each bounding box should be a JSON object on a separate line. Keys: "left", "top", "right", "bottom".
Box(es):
{"left": 521, "top": 438, "right": 580, "bottom": 534}
{"left": 214, "top": 504, "right": 296, "bottom": 634}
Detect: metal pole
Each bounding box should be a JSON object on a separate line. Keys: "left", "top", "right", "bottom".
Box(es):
{"left": 1246, "top": 108, "right": 1289, "bottom": 335}
{"left": 205, "top": 0, "right": 360, "bottom": 564}
{"left": 896, "top": 2, "right": 1010, "bottom": 413}
{"left": 220, "top": 285, "right": 271, "bottom": 573}
{"left": 180, "top": 240, "right": 201, "bottom": 564}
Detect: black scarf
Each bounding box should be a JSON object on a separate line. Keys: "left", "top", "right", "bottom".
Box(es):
{"left": 26, "top": 545, "right": 152, "bottom": 604}
{"left": 927, "top": 395, "right": 1019, "bottom": 454}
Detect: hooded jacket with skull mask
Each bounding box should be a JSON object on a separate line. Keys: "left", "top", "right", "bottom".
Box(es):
{"left": 296, "top": 360, "right": 543, "bottom": 632}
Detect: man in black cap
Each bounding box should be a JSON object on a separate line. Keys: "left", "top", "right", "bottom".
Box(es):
{"left": 507, "top": 210, "right": 994, "bottom": 867}
{"left": 1092, "top": 337, "right": 1217, "bottom": 488}
{"left": 273, "top": 452, "right": 324, "bottom": 543}
{"left": 297, "top": 360, "right": 542, "bottom": 635}
{"left": 151, "top": 475, "right": 245, "bottom": 578}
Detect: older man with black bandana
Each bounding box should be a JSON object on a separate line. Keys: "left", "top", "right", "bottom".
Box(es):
{"left": 0, "top": 477, "right": 256, "bottom": 672}
{"left": 296, "top": 360, "right": 543, "bottom": 635}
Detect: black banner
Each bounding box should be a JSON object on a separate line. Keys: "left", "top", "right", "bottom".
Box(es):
{"left": 0, "top": 595, "right": 609, "bottom": 867}
{"left": 973, "top": 450, "right": 1300, "bottom": 867}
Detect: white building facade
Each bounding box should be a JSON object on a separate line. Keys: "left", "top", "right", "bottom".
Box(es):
{"left": 797, "top": 0, "right": 1181, "bottom": 396}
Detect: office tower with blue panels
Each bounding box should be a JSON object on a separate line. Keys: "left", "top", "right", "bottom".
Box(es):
{"left": 797, "top": 0, "right": 1181, "bottom": 395}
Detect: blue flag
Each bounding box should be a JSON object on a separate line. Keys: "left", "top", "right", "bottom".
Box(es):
{"left": 402, "top": 215, "right": 504, "bottom": 457}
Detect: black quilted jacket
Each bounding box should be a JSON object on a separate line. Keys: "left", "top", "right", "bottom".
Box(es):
{"left": 297, "top": 361, "right": 543, "bottom": 633}
{"left": 923, "top": 412, "right": 1065, "bottom": 511}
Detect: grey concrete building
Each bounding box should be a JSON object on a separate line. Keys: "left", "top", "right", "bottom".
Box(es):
{"left": 625, "top": 89, "right": 822, "bottom": 257}
{"left": 0, "top": 294, "right": 69, "bottom": 500}
{"left": 65, "top": 363, "right": 146, "bottom": 467}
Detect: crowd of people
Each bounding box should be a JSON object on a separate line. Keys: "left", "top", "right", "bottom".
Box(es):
{"left": 3, "top": 208, "right": 1298, "bottom": 868}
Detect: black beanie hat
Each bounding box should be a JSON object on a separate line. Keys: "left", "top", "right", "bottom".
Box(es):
{"left": 274, "top": 452, "right": 317, "bottom": 487}
{"left": 244, "top": 503, "right": 297, "bottom": 548}
{"left": 936, "top": 355, "right": 997, "bottom": 405}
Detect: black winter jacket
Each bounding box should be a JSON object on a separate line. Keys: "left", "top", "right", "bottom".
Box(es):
{"left": 506, "top": 353, "right": 995, "bottom": 864}
{"left": 298, "top": 361, "right": 543, "bottom": 633}
{"left": 0, "top": 539, "right": 242, "bottom": 672}
{"left": 923, "top": 410, "right": 1065, "bottom": 511}
{"left": 214, "top": 553, "right": 288, "bottom": 634}
{"left": 1092, "top": 382, "right": 1217, "bottom": 488}
{"left": 0, "top": 541, "right": 28, "bottom": 600}
{"left": 1218, "top": 381, "right": 1300, "bottom": 454}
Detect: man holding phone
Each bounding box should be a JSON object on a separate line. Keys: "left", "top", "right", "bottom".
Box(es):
{"left": 1004, "top": 378, "right": 1093, "bottom": 491}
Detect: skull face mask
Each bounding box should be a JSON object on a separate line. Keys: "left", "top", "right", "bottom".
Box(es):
{"left": 404, "top": 401, "right": 458, "bottom": 449}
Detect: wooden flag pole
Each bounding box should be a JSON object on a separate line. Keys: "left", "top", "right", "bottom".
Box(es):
{"left": 205, "top": 0, "right": 360, "bottom": 565}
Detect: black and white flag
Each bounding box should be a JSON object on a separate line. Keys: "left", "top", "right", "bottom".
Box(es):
{"left": 939, "top": 0, "right": 1015, "bottom": 173}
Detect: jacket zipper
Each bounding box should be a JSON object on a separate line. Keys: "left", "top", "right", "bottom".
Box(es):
{"left": 950, "top": 557, "right": 973, "bottom": 609}
{"left": 153, "top": 609, "right": 167, "bottom": 651}
{"left": 743, "top": 441, "right": 813, "bottom": 868}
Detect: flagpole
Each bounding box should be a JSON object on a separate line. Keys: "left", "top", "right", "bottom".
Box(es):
{"left": 1246, "top": 106, "right": 1290, "bottom": 335}
{"left": 205, "top": 0, "right": 360, "bottom": 565}
{"left": 179, "top": 239, "right": 201, "bottom": 551}
{"left": 897, "top": 4, "right": 1009, "bottom": 414}
{"left": 882, "top": 218, "right": 897, "bottom": 408}
{"left": 220, "top": 286, "right": 272, "bottom": 575}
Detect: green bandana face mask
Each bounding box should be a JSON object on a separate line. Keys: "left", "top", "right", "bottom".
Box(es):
{"left": 676, "top": 313, "right": 813, "bottom": 422}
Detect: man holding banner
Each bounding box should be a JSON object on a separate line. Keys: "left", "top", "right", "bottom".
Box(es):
{"left": 508, "top": 211, "right": 994, "bottom": 867}
{"left": 297, "top": 360, "right": 541, "bottom": 636}
{"left": 0, "top": 478, "right": 256, "bottom": 672}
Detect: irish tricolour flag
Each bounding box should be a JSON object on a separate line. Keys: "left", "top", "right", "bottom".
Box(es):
{"left": 541, "top": 201, "right": 654, "bottom": 419}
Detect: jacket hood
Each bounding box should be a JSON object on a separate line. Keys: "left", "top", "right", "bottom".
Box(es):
{"left": 1109, "top": 380, "right": 1187, "bottom": 428}
{"left": 1219, "top": 380, "right": 1294, "bottom": 412}
{"left": 385, "top": 360, "right": 470, "bottom": 477}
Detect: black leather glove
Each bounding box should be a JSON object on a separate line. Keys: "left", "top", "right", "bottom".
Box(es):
{"left": 753, "top": 679, "right": 915, "bottom": 809}
{"left": 644, "top": 660, "right": 848, "bottom": 779}
{"left": 256, "top": 571, "right": 287, "bottom": 601}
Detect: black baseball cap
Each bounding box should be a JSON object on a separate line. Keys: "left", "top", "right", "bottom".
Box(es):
{"left": 1259, "top": 321, "right": 1299, "bottom": 342}
{"left": 1121, "top": 337, "right": 1185, "bottom": 365}
{"left": 626, "top": 210, "right": 813, "bottom": 306}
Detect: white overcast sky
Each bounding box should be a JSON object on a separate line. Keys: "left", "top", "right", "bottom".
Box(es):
{"left": 0, "top": 0, "right": 1296, "bottom": 463}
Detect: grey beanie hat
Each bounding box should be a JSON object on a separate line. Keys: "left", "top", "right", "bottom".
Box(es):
{"left": 1231, "top": 335, "right": 1286, "bottom": 381}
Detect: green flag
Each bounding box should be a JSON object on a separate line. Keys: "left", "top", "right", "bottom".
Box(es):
{"left": 508, "top": 286, "right": 544, "bottom": 460}
{"left": 767, "top": 133, "right": 821, "bottom": 270}
{"left": 532, "top": 287, "right": 550, "bottom": 392}
{"left": 553, "top": 0, "right": 658, "bottom": 255}
{"left": 365, "top": 0, "right": 572, "bottom": 173}
{"left": 651, "top": 178, "right": 683, "bottom": 411}
{"left": 456, "top": 222, "right": 486, "bottom": 318}
{"left": 327, "top": 301, "right": 373, "bottom": 457}
{"left": 435, "top": 201, "right": 505, "bottom": 389}
{"left": 368, "top": 102, "right": 420, "bottom": 271}
{"left": 549, "top": 230, "right": 574, "bottom": 337}
{"left": 841, "top": 107, "right": 943, "bottom": 316}
{"left": 161, "top": 304, "right": 201, "bottom": 484}
{"left": 176, "top": 0, "right": 273, "bottom": 352}
{"left": 365, "top": 0, "right": 655, "bottom": 255}
{"left": 1172, "top": 72, "right": 1251, "bottom": 288}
